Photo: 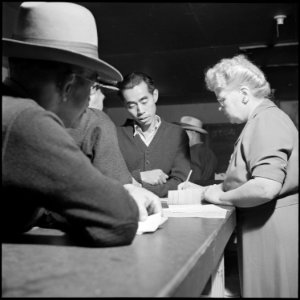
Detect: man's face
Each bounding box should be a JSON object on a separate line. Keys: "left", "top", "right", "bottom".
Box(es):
{"left": 58, "top": 72, "right": 96, "bottom": 128}
{"left": 215, "top": 88, "right": 247, "bottom": 124}
{"left": 89, "top": 88, "right": 105, "bottom": 110}
{"left": 122, "top": 81, "right": 158, "bottom": 129}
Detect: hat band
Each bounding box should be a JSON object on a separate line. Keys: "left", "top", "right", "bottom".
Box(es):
{"left": 12, "top": 35, "right": 99, "bottom": 58}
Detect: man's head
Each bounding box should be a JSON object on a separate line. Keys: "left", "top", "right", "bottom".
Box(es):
{"left": 118, "top": 72, "right": 158, "bottom": 130}
{"left": 8, "top": 57, "right": 98, "bottom": 127}
{"left": 3, "top": 2, "right": 123, "bottom": 127}
{"left": 174, "top": 116, "right": 208, "bottom": 146}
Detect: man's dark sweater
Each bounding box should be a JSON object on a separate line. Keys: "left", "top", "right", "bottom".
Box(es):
{"left": 117, "top": 119, "right": 191, "bottom": 197}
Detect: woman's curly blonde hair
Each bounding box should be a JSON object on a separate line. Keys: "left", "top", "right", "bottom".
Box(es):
{"left": 205, "top": 54, "right": 271, "bottom": 98}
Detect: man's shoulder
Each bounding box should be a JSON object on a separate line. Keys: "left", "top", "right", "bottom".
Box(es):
{"left": 85, "top": 108, "right": 113, "bottom": 123}
{"left": 2, "top": 96, "right": 46, "bottom": 125}
{"left": 87, "top": 108, "right": 117, "bottom": 129}
{"left": 3, "top": 95, "right": 40, "bottom": 111}
{"left": 2, "top": 96, "right": 68, "bottom": 143}
{"left": 116, "top": 119, "right": 135, "bottom": 141}
{"left": 117, "top": 119, "right": 134, "bottom": 131}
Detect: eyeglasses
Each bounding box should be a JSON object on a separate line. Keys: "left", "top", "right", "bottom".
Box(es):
{"left": 73, "top": 74, "right": 101, "bottom": 95}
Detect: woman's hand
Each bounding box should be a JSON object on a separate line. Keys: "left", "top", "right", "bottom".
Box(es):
{"left": 203, "top": 184, "right": 226, "bottom": 205}
{"left": 178, "top": 181, "right": 203, "bottom": 190}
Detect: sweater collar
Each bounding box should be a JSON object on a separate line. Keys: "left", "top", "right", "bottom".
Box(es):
{"left": 133, "top": 115, "right": 161, "bottom": 137}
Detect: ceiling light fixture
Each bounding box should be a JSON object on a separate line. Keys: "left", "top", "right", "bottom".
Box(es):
{"left": 274, "top": 14, "right": 287, "bottom": 38}
{"left": 274, "top": 14, "right": 287, "bottom": 25}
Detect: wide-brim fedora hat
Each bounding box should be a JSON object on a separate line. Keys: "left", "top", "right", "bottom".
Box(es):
{"left": 2, "top": 2, "right": 123, "bottom": 85}
{"left": 174, "top": 116, "right": 208, "bottom": 134}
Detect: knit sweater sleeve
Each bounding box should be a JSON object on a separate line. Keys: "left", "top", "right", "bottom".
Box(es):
{"left": 2, "top": 103, "right": 139, "bottom": 246}
{"left": 141, "top": 129, "right": 191, "bottom": 197}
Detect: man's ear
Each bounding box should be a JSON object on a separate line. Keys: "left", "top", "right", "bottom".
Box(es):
{"left": 153, "top": 89, "right": 159, "bottom": 103}
{"left": 61, "top": 74, "right": 76, "bottom": 102}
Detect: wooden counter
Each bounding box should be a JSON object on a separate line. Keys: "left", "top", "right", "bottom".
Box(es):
{"left": 2, "top": 206, "right": 236, "bottom": 297}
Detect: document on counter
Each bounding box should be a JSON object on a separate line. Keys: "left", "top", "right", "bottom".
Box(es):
{"left": 163, "top": 204, "right": 228, "bottom": 219}
{"left": 136, "top": 213, "right": 168, "bottom": 235}
{"left": 166, "top": 189, "right": 228, "bottom": 218}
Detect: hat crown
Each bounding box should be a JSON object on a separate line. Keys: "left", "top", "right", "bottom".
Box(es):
{"left": 14, "top": 2, "right": 98, "bottom": 47}
{"left": 180, "top": 116, "right": 204, "bottom": 129}
{"left": 3, "top": 2, "right": 123, "bottom": 84}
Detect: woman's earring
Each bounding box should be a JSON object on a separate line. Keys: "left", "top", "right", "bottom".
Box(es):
{"left": 242, "top": 97, "right": 248, "bottom": 104}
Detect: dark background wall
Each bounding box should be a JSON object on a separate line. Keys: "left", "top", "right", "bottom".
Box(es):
{"left": 2, "top": 2, "right": 298, "bottom": 173}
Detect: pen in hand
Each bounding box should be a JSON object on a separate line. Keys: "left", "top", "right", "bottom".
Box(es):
{"left": 183, "top": 170, "right": 193, "bottom": 189}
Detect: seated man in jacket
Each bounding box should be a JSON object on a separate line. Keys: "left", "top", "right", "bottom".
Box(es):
{"left": 117, "top": 72, "right": 191, "bottom": 197}
{"left": 2, "top": 2, "right": 161, "bottom": 247}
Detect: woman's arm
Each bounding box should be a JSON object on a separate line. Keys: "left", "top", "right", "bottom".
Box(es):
{"left": 205, "top": 177, "right": 282, "bottom": 208}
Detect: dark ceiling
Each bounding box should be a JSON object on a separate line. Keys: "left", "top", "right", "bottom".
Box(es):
{"left": 3, "top": 2, "right": 299, "bottom": 107}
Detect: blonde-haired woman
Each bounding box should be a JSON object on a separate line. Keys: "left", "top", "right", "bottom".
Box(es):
{"left": 180, "top": 55, "right": 298, "bottom": 297}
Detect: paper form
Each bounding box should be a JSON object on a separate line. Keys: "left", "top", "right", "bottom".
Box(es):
{"left": 163, "top": 204, "right": 228, "bottom": 218}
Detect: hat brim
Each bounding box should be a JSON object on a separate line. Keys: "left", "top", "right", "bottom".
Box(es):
{"left": 2, "top": 39, "right": 123, "bottom": 85}
{"left": 99, "top": 82, "right": 119, "bottom": 92}
{"left": 173, "top": 122, "right": 208, "bottom": 134}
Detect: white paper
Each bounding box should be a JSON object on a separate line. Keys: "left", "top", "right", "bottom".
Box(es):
{"left": 136, "top": 213, "right": 168, "bottom": 235}
{"left": 163, "top": 204, "right": 227, "bottom": 218}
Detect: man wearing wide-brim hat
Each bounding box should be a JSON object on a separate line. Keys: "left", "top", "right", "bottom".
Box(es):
{"left": 174, "top": 116, "right": 218, "bottom": 182}
{"left": 2, "top": 2, "right": 161, "bottom": 246}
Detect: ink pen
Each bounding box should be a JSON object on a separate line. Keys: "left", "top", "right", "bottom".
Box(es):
{"left": 184, "top": 170, "right": 193, "bottom": 188}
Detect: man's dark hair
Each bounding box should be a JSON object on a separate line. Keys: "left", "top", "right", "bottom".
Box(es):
{"left": 118, "top": 72, "right": 156, "bottom": 99}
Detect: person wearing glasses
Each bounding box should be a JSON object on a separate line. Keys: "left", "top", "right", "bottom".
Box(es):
{"left": 88, "top": 82, "right": 107, "bottom": 111}
{"left": 179, "top": 55, "right": 298, "bottom": 297}
{"left": 66, "top": 80, "right": 133, "bottom": 185}
{"left": 2, "top": 2, "right": 161, "bottom": 247}
{"left": 67, "top": 81, "right": 152, "bottom": 196}
{"left": 117, "top": 72, "right": 191, "bottom": 198}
